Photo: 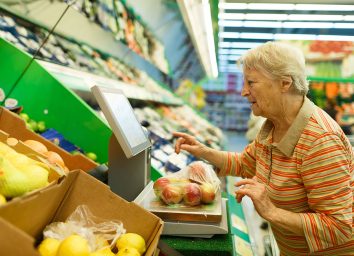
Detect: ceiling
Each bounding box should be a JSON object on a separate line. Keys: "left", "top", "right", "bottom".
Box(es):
{"left": 217, "top": 0, "right": 354, "bottom": 73}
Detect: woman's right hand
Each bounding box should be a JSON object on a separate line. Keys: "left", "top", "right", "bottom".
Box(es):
{"left": 173, "top": 132, "right": 208, "bottom": 158}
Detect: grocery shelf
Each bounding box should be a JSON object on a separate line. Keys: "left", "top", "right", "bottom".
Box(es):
{"left": 308, "top": 76, "right": 354, "bottom": 83}
{"left": 40, "top": 61, "right": 183, "bottom": 106}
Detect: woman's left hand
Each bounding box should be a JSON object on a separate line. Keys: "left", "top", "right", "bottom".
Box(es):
{"left": 235, "top": 176, "right": 277, "bottom": 220}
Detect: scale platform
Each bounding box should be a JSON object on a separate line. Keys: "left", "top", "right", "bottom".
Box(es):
{"left": 135, "top": 182, "right": 228, "bottom": 238}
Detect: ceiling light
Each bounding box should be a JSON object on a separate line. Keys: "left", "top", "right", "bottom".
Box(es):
{"left": 219, "top": 33, "right": 354, "bottom": 42}
{"left": 219, "top": 12, "right": 354, "bottom": 21}
{"left": 288, "top": 14, "right": 344, "bottom": 21}
{"left": 218, "top": 32, "right": 240, "bottom": 38}
{"left": 317, "top": 35, "right": 354, "bottom": 41}
{"left": 219, "top": 49, "right": 248, "bottom": 55}
{"left": 177, "top": 0, "right": 218, "bottom": 78}
{"left": 295, "top": 4, "right": 354, "bottom": 11}
{"left": 219, "top": 2, "right": 354, "bottom": 12}
{"left": 219, "top": 54, "right": 242, "bottom": 61}
{"left": 218, "top": 42, "right": 263, "bottom": 48}
{"left": 219, "top": 20, "right": 354, "bottom": 29}
{"left": 282, "top": 22, "right": 333, "bottom": 29}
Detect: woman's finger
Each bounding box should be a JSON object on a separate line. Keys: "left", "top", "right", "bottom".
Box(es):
{"left": 175, "top": 137, "right": 185, "bottom": 153}
{"left": 235, "top": 178, "right": 257, "bottom": 187}
{"left": 173, "top": 132, "right": 196, "bottom": 142}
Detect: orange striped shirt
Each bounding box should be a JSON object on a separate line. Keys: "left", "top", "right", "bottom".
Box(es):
{"left": 218, "top": 97, "right": 354, "bottom": 255}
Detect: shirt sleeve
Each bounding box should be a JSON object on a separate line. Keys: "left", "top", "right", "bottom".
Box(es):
{"left": 299, "top": 132, "right": 353, "bottom": 253}
{"left": 217, "top": 140, "right": 257, "bottom": 178}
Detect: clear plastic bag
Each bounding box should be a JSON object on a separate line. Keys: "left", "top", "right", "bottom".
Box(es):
{"left": 43, "top": 205, "right": 126, "bottom": 252}
{"left": 168, "top": 161, "right": 221, "bottom": 193}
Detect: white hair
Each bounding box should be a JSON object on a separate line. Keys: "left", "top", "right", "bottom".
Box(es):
{"left": 240, "top": 41, "right": 309, "bottom": 95}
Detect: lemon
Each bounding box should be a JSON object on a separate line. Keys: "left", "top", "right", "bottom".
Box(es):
{"left": 56, "top": 234, "right": 90, "bottom": 256}
{"left": 37, "top": 237, "right": 61, "bottom": 256}
{"left": 0, "top": 194, "right": 6, "bottom": 205}
{"left": 116, "top": 247, "right": 140, "bottom": 256}
{"left": 89, "top": 247, "right": 115, "bottom": 256}
{"left": 116, "top": 233, "right": 146, "bottom": 255}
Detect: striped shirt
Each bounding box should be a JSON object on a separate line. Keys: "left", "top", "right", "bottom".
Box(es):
{"left": 218, "top": 97, "right": 354, "bottom": 255}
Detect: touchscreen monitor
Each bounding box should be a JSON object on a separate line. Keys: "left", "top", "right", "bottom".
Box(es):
{"left": 91, "top": 85, "right": 151, "bottom": 158}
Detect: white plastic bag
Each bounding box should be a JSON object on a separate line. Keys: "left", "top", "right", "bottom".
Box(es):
{"left": 43, "top": 205, "right": 126, "bottom": 252}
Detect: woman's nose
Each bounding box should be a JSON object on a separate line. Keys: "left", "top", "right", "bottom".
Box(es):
{"left": 241, "top": 84, "right": 249, "bottom": 97}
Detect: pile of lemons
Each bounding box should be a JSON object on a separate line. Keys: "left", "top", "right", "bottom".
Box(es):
{"left": 38, "top": 233, "right": 146, "bottom": 256}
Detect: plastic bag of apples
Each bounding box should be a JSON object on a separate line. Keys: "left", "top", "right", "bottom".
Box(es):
{"left": 153, "top": 161, "right": 221, "bottom": 206}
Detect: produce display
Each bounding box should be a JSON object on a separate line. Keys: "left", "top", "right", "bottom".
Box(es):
{"left": 0, "top": 11, "right": 177, "bottom": 105}
{"left": 153, "top": 161, "right": 220, "bottom": 207}
{"left": 0, "top": 136, "right": 65, "bottom": 202}
{"left": 132, "top": 105, "right": 224, "bottom": 175}
{"left": 36, "top": 205, "right": 146, "bottom": 256}
{"left": 283, "top": 40, "right": 354, "bottom": 78}
{"left": 18, "top": 110, "right": 99, "bottom": 163}
{"left": 69, "top": 0, "right": 169, "bottom": 74}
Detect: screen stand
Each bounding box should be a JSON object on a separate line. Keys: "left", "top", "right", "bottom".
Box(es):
{"left": 108, "top": 134, "right": 151, "bottom": 201}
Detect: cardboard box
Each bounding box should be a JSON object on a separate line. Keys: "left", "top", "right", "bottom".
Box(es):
{"left": 0, "top": 170, "right": 164, "bottom": 256}
{"left": 0, "top": 107, "right": 97, "bottom": 172}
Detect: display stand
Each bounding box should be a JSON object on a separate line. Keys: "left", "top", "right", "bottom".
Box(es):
{"left": 108, "top": 135, "right": 151, "bottom": 201}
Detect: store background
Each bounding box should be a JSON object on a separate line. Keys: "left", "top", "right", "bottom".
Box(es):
{"left": 0, "top": 0, "right": 353, "bottom": 255}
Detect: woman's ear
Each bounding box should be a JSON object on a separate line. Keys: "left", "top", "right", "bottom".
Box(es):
{"left": 281, "top": 76, "right": 293, "bottom": 92}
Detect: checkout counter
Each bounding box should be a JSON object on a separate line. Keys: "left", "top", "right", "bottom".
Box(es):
{"left": 91, "top": 85, "right": 255, "bottom": 256}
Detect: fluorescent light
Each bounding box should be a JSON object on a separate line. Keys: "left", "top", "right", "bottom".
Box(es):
{"left": 295, "top": 4, "right": 354, "bottom": 11}
{"left": 317, "top": 35, "right": 354, "bottom": 41}
{"left": 243, "top": 21, "right": 282, "bottom": 28}
{"left": 218, "top": 20, "right": 244, "bottom": 27}
{"left": 218, "top": 32, "right": 240, "bottom": 38}
{"left": 177, "top": 0, "right": 218, "bottom": 78}
{"left": 219, "top": 20, "right": 354, "bottom": 29}
{"left": 282, "top": 22, "right": 333, "bottom": 29}
{"left": 219, "top": 33, "right": 354, "bottom": 42}
{"left": 202, "top": 0, "right": 218, "bottom": 78}
{"left": 219, "top": 54, "right": 242, "bottom": 61}
{"left": 288, "top": 14, "right": 344, "bottom": 21}
{"left": 333, "top": 23, "right": 354, "bottom": 29}
{"left": 218, "top": 42, "right": 263, "bottom": 48}
{"left": 219, "top": 49, "right": 248, "bottom": 55}
{"left": 219, "top": 3, "right": 354, "bottom": 12}
{"left": 219, "top": 12, "right": 354, "bottom": 21}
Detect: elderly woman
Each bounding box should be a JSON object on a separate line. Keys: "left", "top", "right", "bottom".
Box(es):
{"left": 174, "top": 42, "right": 353, "bottom": 255}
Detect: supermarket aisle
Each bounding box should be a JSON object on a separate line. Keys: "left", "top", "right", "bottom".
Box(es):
{"left": 223, "top": 131, "right": 268, "bottom": 256}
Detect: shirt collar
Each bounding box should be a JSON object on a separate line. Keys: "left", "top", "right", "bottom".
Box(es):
{"left": 258, "top": 97, "right": 315, "bottom": 157}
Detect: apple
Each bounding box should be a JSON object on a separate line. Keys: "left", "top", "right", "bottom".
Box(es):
{"left": 153, "top": 177, "right": 170, "bottom": 197}
{"left": 28, "top": 120, "right": 38, "bottom": 132}
{"left": 37, "top": 121, "right": 46, "bottom": 132}
{"left": 200, "top": 182, "right": 216, "bottom": 204}
{"left": 183, "top": 183, "right": 201, "bottom": 206}
{"left": 160, "top": 184, "right": 183, "bottom": 205}
{"left": 85, "top": 152, "right": 98, "bottom": 161}
{"left": 19, "top": 113, "right": 30, "bottom": 122}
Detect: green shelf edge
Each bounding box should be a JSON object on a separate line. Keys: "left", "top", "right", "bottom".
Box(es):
{"left": 308, "top": 76, "right": 354, "bottom": 83}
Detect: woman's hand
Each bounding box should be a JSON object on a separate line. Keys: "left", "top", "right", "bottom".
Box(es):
{"left": 173, "top": 132, "right": 208, "bottom": 158}
{"left": 235, "top": 176, "right": 277, "bottom": 220}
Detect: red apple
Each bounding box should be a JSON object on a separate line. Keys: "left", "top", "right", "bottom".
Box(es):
{"left": 183, "top": 183, "right": 202, "bottom": 206}
{"left": 153, "top": 177, "right": 170, "bottom": 197}
{"left": 188, "top": 162, "right": 207, "bottom": 184}
{"left": 200, "top": 182, "right": 216, "bottom": 204}
{"left": 160, "top": 184, "right": 183, "bottom": 205}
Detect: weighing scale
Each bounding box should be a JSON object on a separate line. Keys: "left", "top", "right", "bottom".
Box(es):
{"left": 91, "top": 85, "right": 151, "bottom": 201}
{"left": 91, "top": 85, "right": 228, "bottom": 237}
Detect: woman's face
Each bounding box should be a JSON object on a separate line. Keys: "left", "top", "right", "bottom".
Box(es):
{"left": 241, "top": 68, "right": 281, "bottom": 118}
